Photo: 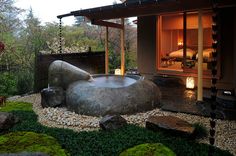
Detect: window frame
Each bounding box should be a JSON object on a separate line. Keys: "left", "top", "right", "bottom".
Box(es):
{"left": 156, "top": 11, "right": 221, "bottom": 79}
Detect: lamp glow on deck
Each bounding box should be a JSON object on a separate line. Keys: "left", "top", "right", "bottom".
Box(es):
{"left": 186, "top": 77, "right": 195, "bottom": 89}
{"left": 115, "top": 69, "right": 121, "bottom": 75}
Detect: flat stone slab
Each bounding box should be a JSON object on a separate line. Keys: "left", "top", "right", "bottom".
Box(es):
{"left": 99, "top": 115, "right": 127, "bottom": 131}
{"left": 146, "top": 115, "right": 195, "bottom": 135}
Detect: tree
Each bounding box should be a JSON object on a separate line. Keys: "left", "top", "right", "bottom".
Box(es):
{"left": 15, "top": 8, "right": 46, "bottom": 93}
{"left": 0, "top": 0, "right": 22, "bottom": 96}
{"left": 0, "top": 0, "right": 22, "bottom": 71}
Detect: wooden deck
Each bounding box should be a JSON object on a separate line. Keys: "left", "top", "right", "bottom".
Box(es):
{"left": 153, "top": 77, "right": 236, "bottom": 120}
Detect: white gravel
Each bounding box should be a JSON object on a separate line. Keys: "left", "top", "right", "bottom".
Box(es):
{"left": 9, "top": 93, "right": 236, "bottom": 155}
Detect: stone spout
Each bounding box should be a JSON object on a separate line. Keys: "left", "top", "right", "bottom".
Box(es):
{"left": 48, "top": 60, "right": 91, "bottom": 89}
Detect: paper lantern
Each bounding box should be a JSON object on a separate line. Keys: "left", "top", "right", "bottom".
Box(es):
{"left": 186, "top": 77, "right": 195, "bottom": 89}
{"left": 115, "top": 69, "right": 121, "bottom": 75}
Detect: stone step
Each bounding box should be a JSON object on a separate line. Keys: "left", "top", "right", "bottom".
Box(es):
{"left": 146, "top": 115, "right": 195, "bottom": 136}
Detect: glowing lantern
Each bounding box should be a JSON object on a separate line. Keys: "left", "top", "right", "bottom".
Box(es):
{"left": 186, "top": 77, "right": 195, "bottom": 89}
{"left": 115, "top": 69, "right": 121, "bottom": 75}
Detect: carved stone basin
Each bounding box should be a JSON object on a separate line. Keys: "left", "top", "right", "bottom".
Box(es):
{"left": 44, "top": 60, "right": 161, "bottom": 116}
{"left": 66, "top": 74, "right": 161, "bottom": 116}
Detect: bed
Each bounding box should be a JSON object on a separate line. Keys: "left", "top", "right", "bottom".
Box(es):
{"left": 196, "top": 48, "right": 213, "bottom": 62}
{"left": 168, "top": 48, "right": 197, "bottom": 61}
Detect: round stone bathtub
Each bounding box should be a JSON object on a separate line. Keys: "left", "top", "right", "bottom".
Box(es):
{"left": 66, "top": 74, "right": 161, "bottom": 116}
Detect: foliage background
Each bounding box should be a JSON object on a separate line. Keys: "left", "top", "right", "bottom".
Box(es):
{"left": 0, "top": 0, "right": 137, "bottom": 96}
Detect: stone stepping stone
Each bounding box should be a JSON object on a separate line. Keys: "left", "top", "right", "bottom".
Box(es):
{"left": 146, "top": 115, "right": 195, "bottom": 136}
{"left": 0, "top": 112, "right": 19, "bottom": 131}
{"left": 99, "top": 115, "right": 127, "bottom": 131}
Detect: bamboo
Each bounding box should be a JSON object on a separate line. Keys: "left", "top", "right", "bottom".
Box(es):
{"left": 121, "top": 18, "right": 125, "bottom": 75}
{"left": 105, "top": 27, "right": 109, "bottom": 74}
{"left": 197, "top": 10, "right": 203, "bottom": 101}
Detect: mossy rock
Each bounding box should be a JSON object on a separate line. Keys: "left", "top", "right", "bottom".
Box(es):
{"left": 0, "top": 131, "right": 68, "bottom": 156}
{"left": 119, "top": 143, "right": 176, "bottom": 156}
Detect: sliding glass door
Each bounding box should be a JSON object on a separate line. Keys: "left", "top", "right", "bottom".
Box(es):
{"left": 157, "top": 11, "right": 213, "bottom": 75}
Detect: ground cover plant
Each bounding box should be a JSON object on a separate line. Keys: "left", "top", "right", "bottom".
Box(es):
{"left": 0, "top": 101, "right": 233, "bottom": 156}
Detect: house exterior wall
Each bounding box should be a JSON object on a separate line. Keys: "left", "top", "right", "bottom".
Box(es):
{"left": 137, "top": 16, "right": 156, "bottom": 78}
{"left": 137, "top": 7, "right": 236, "bottom": 90}
{"left": 217, "top": 7, "right": 235, "bottom": 90}
{"left": 234, "top": 9, "right": 236, "bottom": 94}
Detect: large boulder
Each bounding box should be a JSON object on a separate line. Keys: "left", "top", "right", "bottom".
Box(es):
{"left": 99, "top": 115, "right": 127, "bottom": 130}
{"left": 119, "top": 143, "right": 176, "bottom": 156}
{"left": 48, "top": 60, "right": 91, "bottom": 89}
{"left": 66, "top": 75, "right": 161, "bottom": 116}
{"left": 0, "top": 112, "right": 18, "bottom": 131}
{"left": 41, "top": 87, "right": 65, "bottom": 108}
{"left": 146, "top": 116, "right": 195, "bottom": 136}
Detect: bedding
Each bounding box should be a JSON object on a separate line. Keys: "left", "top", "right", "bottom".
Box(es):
{"left": 168, "top": 48, "right": 196, "bottom": 60}
{"left": 196, "top": 48, "right": 213, "bottom": 62}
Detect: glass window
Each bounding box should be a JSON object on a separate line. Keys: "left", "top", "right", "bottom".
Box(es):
{"left": 159, "top": 13, "right": 183, "bottom": 71}
{"left": 158, "top": 11, "right": 213, "bottom": 72}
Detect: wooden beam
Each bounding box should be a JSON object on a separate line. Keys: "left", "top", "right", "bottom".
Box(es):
{"left": 197, "top": 10, "right": 203, "bottom": 101}
{"left": 105, "top": 26, "right": 109, "bottom": 74}
{"left": 121, "top": 18, "right": 125, "bottom": 75}
{"left": 92, "top": 20, "right": 124, "bottom": 29}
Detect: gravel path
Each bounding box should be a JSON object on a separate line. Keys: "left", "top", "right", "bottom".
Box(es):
{"left": 9, "top": 94, "right": 236, "bottom": 155}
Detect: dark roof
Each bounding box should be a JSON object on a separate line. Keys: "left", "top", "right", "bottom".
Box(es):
{"left": 57, "top": 0, "right": 236, "bottom": 20}
{"left": 123, "top": 0, "right": 139, "bottom": 3}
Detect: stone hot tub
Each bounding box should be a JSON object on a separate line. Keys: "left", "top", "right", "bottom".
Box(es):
{"left": 41, "top": 60, "right": 161, "bottom": 116}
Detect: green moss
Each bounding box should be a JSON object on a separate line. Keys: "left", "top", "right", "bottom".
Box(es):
{"left": 0, "top": 101, "right": 32, "bottom": 112}
{"left": 120, "top": 143, "right": 176, "bottom": 156}
{"left": 0, "top": 131, "right": 69, "bottom": 156}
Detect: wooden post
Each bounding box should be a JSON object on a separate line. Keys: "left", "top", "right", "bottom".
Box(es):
{"left": 197, "top": 10, "right": 203, "bottom": 101}
{"left": 183, "top": 12, "right": 187, "bottom": 68}
{"left": 105, "top": 26, "right": 109, "bottom": 74}
{"left": 121, "top": 18, "right": 125, "bottom": 75}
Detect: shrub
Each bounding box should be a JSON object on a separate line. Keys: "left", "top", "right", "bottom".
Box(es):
{"left": 16, "top": 70, "right": 34, "bottom": 95}
{"left": 0, "top": 72, "right": 17, "bottom": 97}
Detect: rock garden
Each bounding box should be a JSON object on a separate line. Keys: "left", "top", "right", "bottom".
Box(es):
{"left": 0, "top": 94, "right": 235, "bottom": 156}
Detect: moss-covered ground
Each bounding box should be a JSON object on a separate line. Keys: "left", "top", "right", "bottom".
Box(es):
{"left": 0, "top": 131, "right": 68, "bottom": 156}
{"left": 0, "top": 101, "right": 32, "bottom": 112}
{"left": 119, "top": 143, "right": 176, "bottom": 156}
{"left": 0, "top": 101, "right": 233, "bottom": 156}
